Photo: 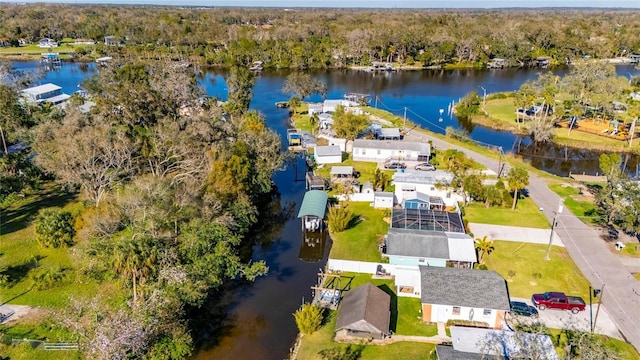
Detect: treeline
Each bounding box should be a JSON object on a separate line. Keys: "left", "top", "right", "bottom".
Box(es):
{"left": 1, "top": 5, "right": 639, "bottom": 68}
{"left": 0, "top": 61, "right": 285, "bottom": 358}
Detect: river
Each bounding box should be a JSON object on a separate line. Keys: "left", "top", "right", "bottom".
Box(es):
{"left": 9, "top": 61, "right": 640, "bottom": 359}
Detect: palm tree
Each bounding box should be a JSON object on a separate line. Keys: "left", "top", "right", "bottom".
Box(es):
{"left": 506, "top": 167, "right": 529, "bottom": 210}
{"left": 373, "top": 168, "right": 389, "bottom": 191}
{"left": 113, "top": 237, "right": 158, "bottom": 305}
{"left": 475, "top": 236, "right": 495, "bottom": 264}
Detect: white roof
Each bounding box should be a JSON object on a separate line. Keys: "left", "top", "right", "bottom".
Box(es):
{"left": 96, "top": 56, "right": 112, "bottom": 62}
{"left": 446, "top": 233, "right": 477, "bottom": 262}
{"left": 353, "top": 139, "right": 430, "bottom": 153}
{"left": 308, "top": 103, "right": 323, "bottom": 111}
{"left": 378, "top": 128, "right": 401, "bottom": 138}
{"left": 315, "top": 145, "right": 342, "bottom": 157}
{"left": 22, "top": 83, "right": 61, "bottom": 96}
{"left": 375, "top": 192, "right": 394, "bottom": 198}
{"left": 393, "top": 170, "right": 454, "bottom": 186}
{"left": 331, "top": 166, "right": 354, "bottom": 175}
{"left": 450, "top": 327, "right": 559, "bottom": 360}
{"left": 45, "top": 93, "right": 71, "bottom": 104}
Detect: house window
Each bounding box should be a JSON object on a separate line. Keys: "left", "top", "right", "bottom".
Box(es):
{"left": 418, "top": 258, "right": 426, "bottom": 263}
{"left": 452, "top": 307, "right": 461, "bottom": 315}
{"left": 362, "top": 149, "right": 366, "bottom": 155}
{"left": 377, "top": 149, "right": 381, "bottom": 155}
{"left": 430, "top": 187, "right": 435, "bottom": 191}
{"left": 483, "top": 309, "right": 492, "bottom": 316}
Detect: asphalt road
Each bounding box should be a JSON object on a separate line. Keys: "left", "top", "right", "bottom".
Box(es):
{"left": 404, "top": 129, "right": 640, "bottom": 352}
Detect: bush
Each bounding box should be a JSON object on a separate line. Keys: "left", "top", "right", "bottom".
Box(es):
{"left": 35, "top": 209, "right": 75, "bottom": 248}
{"left": 29, "top": 267, "right": 68, "bottom": 290}
{"left": 327, "top": 204, "right": 354, "bottom": 233}
{"left": 445, "top": 319, "right": 490, "bottom": 329}
{"left": 293, "top": 303, "right": 324, "bottom": 335}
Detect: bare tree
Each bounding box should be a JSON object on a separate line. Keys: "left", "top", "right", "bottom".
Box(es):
{"left": 34, "top": 110, "right": 135, "bottom": 207}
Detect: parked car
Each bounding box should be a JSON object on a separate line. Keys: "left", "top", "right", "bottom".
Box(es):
{"left": 509, "top": 301, "right": 539, "bottom": 318}
{"left": 415, "top": 163, "right": 436, "bottom": 171}
{"left": 531, "top": 292, "right": 586, "bottom": 314}
{"left": 384, "top": 161, "right": 406, "bottom": 170}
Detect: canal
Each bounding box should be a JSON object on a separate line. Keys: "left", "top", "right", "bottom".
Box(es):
{"left": 9, "top": 61, "right": 640, "bottom": 359}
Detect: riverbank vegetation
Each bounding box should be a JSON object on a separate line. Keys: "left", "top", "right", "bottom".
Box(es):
{"left": 0, "top": 60, "right": 285, "bottom": 358}
{"left": 460, "top": 62, "right": 640, "bottom": 152}
{"left": 1, "top": 5, "right": 639, "bottom": 68}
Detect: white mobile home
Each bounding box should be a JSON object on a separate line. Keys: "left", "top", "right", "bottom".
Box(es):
{"left": 392, "top": 170, "right": 462, "bottom": 208}
{"left": 314, "top": 145, "right": 342, "bottom": 165}
{"left": 352, "top": 139, "right": 430, "bottom": 162}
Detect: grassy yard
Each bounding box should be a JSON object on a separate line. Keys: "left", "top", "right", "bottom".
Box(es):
{"left": 328, "top": 202, "right": 389, "bottom": 262}
{"left": 548, "top": 183, "right": 603, "bottom": 225}
{"left": 323, "top": 273, "right": 437, "bottom": 337}
{"left": 548, "top": 328, "right": 640, "bottom": 360}
{"left": 0, "top": 317, "right": 82, "bottom": 360}
{"left": 295, "top": 310, "right": 436, "bottom": 360}
{"left": 0, "top": 185, "right": 123, "bottom": 307}
{"left": 315, "top": 158, "right": 387, "bottom": 191}
{"left": 462, "top": 197, "right": 550, "bottom": 229}
{"left": 481, "top": 98, "right": 640, "bottom": 152}
{"left": 483, "top": 241, "right": 591, "bottom": 300}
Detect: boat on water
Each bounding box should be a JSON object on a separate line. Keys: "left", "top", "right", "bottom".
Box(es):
{"left": 249, "top": 61, "right": 263, "bottom": 71}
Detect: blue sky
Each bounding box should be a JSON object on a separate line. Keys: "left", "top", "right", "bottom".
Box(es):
{"left": 1, "top": 0, "right": 639, "bottom": 7}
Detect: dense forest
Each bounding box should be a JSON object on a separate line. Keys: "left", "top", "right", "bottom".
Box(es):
{"left": 0, "top": 59, "right": 286, "bottom": 358}
{"left": 0, "top": 5, "right": 639, "bottom": 68}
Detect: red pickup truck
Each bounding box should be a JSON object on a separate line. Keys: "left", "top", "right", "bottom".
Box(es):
{"left": 531, "top": 291, "right": 586, "bottom": 314}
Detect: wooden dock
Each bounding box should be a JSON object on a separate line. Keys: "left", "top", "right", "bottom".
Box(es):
{"left": 569, "top": 173, "right": 607, "bottom": 183}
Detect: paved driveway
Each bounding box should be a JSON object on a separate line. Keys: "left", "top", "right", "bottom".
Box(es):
{"left": 468, "top": 223, "right": 564, "bottom": 247}
{"left": 404, "top": 129, "right": 640, "bottom": 351}
{"left": 508, "top": 297, "right": 622, "bottom": 340}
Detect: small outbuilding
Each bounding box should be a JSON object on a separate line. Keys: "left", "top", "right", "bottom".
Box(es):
{"left": 330, "top": 166, "right": 355, "bottom": 182}
{"left": 314, "top": 145, "right": 342, "bottom": 165}
{"left": 376, "top": 128, "right": 401, "bottom": 140}
{"left": 373, "top": 192, "right": 394, "bottom": 209}
{"left": 297, "top": 190, "right": 328, "bottom": 232}
{"left": 402, "top": 192, "right": 445, "bottom": 211}
{"left": 336, "top": 283, "right": 391, "bottom": 340}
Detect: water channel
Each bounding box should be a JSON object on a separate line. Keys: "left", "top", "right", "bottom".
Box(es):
{"left": 10, "top": 61, "right": 640, "bottom": 359}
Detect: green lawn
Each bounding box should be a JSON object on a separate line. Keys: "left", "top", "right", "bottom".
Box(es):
{"left": 328, "top": 202, "right": 389, "bottom": 262}
{"left": 315, "top": 158, "right": 384, "bottom": 191}
{"left": 549, "top": 183, "right": 603, "bottom": 225}
{"left": 0, "top": 320, "right": 82, "bottom": 360}
{"left": 462, "top": 197, "right": 550, "bottom": 229}
{"left": 484, "top": 98, "right": 517, "bottom": 123}
{"left": 483, "top": 241, "right": 591, "bottom": 300}
{"left": 296, "top": 310, "right": 436, "bottom": 360}
{"left": 0, "top": 185, "right": 122, "bottom": 307}
{"left": 633, "top": 273, "right": 640, "bottom": 281}
{"left": 396, "top": 297, "right": 438, "bottom": 337}
{"left": 622, "top": 243, "right": 640, "bottom": 257}
{"left": 0, "top": 44, "right": 80, "bottom": 55}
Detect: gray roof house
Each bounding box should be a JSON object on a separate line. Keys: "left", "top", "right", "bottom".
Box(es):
{"left": 384, "top": 228, "right": 476, "bottom": 268}
{"left": 336, "top": 283, "right": 391, "bottom": 340}
{"left": 419, "top": 267, "right": 510, "bottom": 327}
{"left": 420, "top": 267, "right": 510, "bottom": 311}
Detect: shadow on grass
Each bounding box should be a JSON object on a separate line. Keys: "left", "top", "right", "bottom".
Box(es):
{"left": 0, "top": 256, "right": 43, "bottom": 288}
{"left": 346, "top": 214, "right": 362, "bottom": 230}
{"left": 378, "top": 284, "right": 398, "bottom": 333}
{"left": 318, "top": 344, "right": 364, "bottom": 360}
{"left": 0, "top": 188, "right": 76, "bottom": 236}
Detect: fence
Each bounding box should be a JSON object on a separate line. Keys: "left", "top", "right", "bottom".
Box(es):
{"left": 11, "top": 338, "right": 79, "bottom": 351}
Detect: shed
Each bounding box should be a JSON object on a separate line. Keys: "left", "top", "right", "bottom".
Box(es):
{"left": 306, "top": 172, "right": 325, "bottom": 190}
{"left": 297, "top": 190, "right": 328, "bottom": 232}
{"left": 104, "top": 35, "right": 119, "bottom": 46}
{"left": 336, "top": 283, "right": 391, "bottom": 340}
{"left": 377, "top": 128, "right": 401, "bottom": 140}
{"left": 308, "top": 103, "right": 323, "bottom": 115}
{"left": 330, "top": 166, "right": 355, "bottom": 181}
{"left": 361, "top": 181, "right": 374, "bottom": 194}
{"left": 373, "top": 192, "right": 394, "bottom": 209}
{"left": 402, "top": 192, "right": 445, "bottom": 210}
{"left": 314, "top": 145, "right": 342, "bottom": 165}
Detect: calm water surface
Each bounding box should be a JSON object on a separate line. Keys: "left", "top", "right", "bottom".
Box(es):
{"left": 11, "top": 61, "right": 640, "bottom": 359}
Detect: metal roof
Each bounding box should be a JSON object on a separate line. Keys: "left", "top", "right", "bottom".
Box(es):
{"left": 419, "top": 267, "right": 510, "bottom": 311}
{"left": 393, "top": 170, "right": 454, "bottom": 185}
{"left": 385, "top": 228, "right": 475, "bottom": 262}
{"left": 375, "top": 192, "right": 394, "bottom": 198}
{"left": 330, "top": 166, "right": 354, "bottom": 176}
{"left": 336, "top": 283, "right": 390, "bottom": 335}
{"left": 21, "top": 83, "right": 61, "bottom": 96}
{"left": 378, "top": 128, "right": 401, "bottom": 138}
{"left": 353, "top": 139, "right": 430, "bottom": 153}
{"left": 449, "top": 327, "right": 559, "bottom": 360}
{"left": 297, "top": 190, "right": 328, "bottom": 219}
{"left": 315, "top": 145, "right": 342, "bottom": 157}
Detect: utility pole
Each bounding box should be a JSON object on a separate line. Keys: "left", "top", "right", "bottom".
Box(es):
{"left": 403, "top": 107, "right": 407, "bottom": 130}
{"left": 375, "top": 96, "right": 378, "bottom": 109}
{"left": 497, "top": 146, "right": 503, "bottom": 178}
{"left": 545, "top": 199, "right": 564, "bottom": 260}
{"left": 480, "top": 86, "right": 487, "bottom": 111}
{"left": 629, "top": 117, "right": 637, "bottom": 148}
{"left": 593, "top": 285, "right": 605, "bottom": 333}
{"left": 589, "top": 285, "right": 593, "bottom": 332}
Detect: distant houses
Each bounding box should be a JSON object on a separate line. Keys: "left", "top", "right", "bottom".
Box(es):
{"left": 37, "top": 38, "right": 58, "bottom": 48}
